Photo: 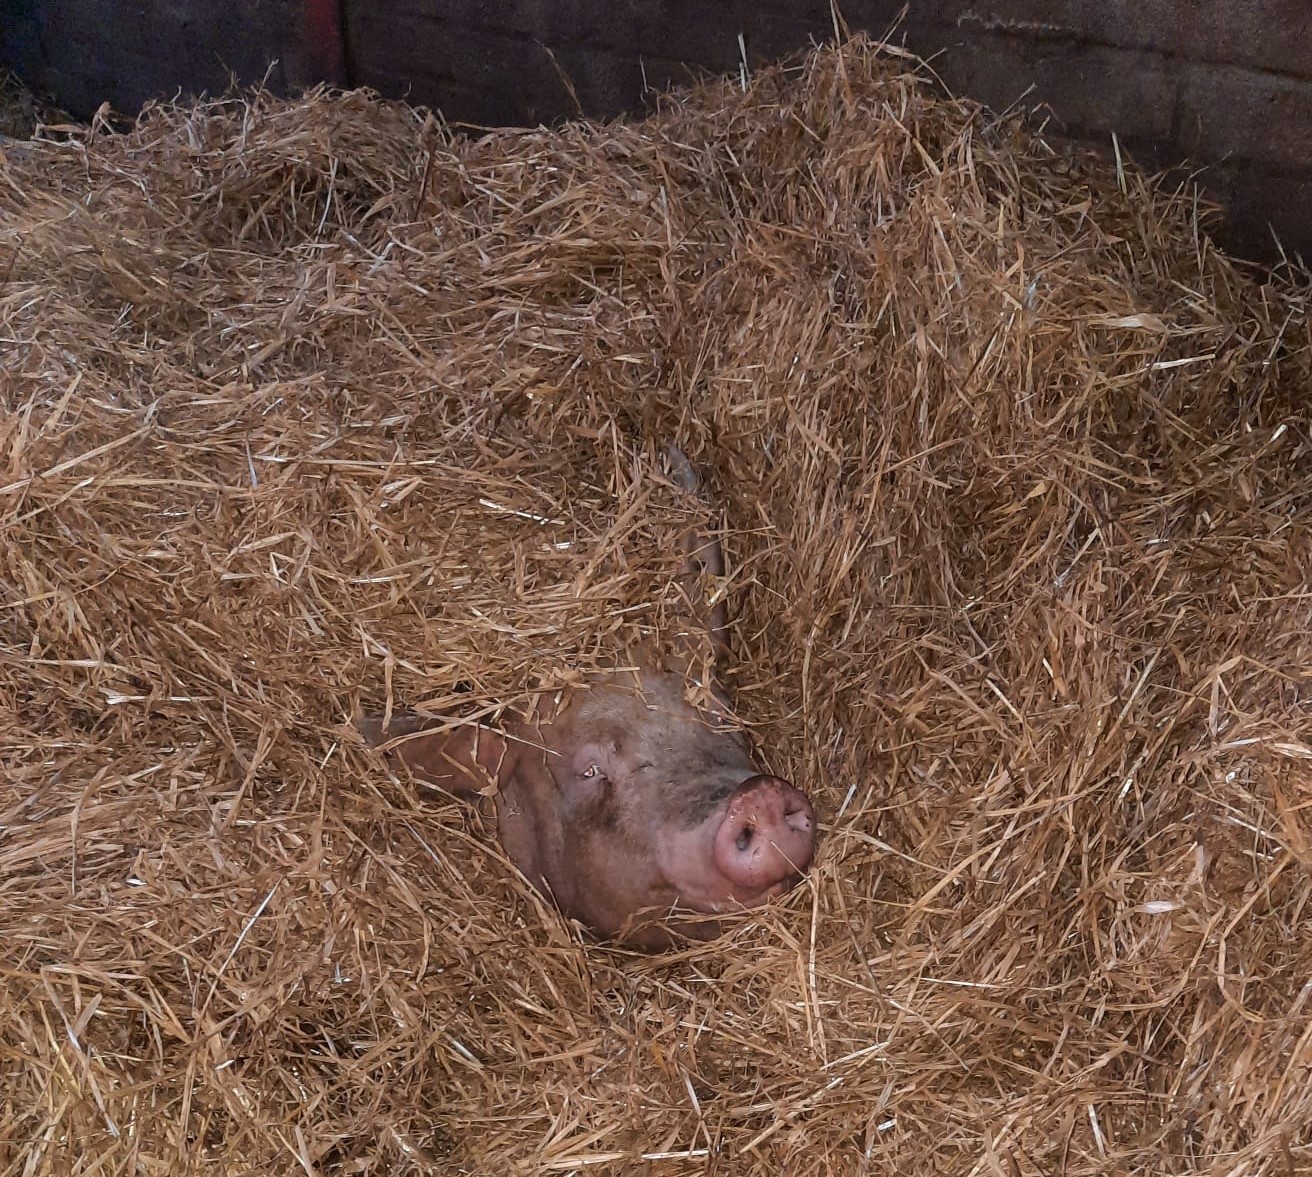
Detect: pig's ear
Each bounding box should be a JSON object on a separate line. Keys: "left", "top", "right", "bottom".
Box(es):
{"left": 359, "top": 713, "right": 516, "bottom": 799}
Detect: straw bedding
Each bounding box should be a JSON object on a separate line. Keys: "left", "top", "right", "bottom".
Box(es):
{"left": 2, "top": 35, "right": 1311, "bottom": 1175}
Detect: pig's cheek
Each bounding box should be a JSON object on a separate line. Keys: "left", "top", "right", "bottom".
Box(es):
{"left": 558, "top": 775, "right": 612, "bottom": 824}
{"left": 654, "top": 820, "right": 730, "bottom": 910}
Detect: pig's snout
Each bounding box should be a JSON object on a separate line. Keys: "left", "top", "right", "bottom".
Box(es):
{"left": 713, "top": 775, "right": 815, "bottom": 893}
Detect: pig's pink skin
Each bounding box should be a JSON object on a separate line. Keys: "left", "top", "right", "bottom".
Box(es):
{"left": 364, "top": 668, "right": 816, "bottom": 948}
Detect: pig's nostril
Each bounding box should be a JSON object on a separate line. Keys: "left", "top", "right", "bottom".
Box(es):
{"left": 714, "top": 777, "right": 816, "bottom": 891}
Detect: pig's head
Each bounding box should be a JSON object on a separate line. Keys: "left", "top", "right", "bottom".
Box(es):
{"left": 362, "top": 669, "right": 816, "bottom": 947}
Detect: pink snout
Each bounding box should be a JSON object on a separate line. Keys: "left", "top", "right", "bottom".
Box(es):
{"left": 712, "top": 775, "right": 816, "bottom": 895}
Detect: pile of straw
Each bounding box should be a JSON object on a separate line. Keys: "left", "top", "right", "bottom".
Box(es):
{"left": 3, "top": 36, "right": 1310, "bottom": 1175}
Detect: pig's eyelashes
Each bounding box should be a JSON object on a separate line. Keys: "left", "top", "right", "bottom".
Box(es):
{"left": 561, "top": 761, "right": 612, "bottom": 818}
{"left": 562, "top": 743, "right": 615, "bottom": 809}
{"left": 574, "top": 762, "right": 610, "bottom": 792}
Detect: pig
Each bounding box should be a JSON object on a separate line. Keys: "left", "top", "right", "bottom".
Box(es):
{"left": 358, "top": 448, "right": 816, "bottom": 947}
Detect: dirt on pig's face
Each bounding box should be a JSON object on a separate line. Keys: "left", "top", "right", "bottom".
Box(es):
{"left": 371, "top": 668, "right": 817, "bottom": 947}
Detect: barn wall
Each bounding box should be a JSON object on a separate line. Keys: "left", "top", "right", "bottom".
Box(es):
{"left": 0, "top": 0, "right": 338, "bottom": 119}
{"left": 2, "top": 0, "right": 1309, "bottom": 263}
{"left": 342, "top": 0, "right": 1312, "bottom": 263}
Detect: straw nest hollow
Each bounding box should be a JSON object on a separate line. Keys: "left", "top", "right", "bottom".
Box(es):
{"left": 2, "top": 35, "right": 1311, "bottom": 1177}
